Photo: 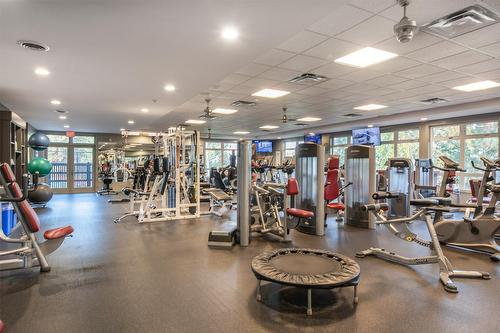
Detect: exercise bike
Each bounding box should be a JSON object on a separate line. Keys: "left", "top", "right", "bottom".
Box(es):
{"left": 432, "top": 156, "right": 500, "bottom": 261}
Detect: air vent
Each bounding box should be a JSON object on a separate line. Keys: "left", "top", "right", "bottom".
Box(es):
{"left": 343, "top": 113, "right": 362, "bottom": 118}
{"left": 294, "top": 123, "right": 307, "bottom": 126}
{"left": 289, "top": 73, "right": 329, "bottom": 84}
{"left": 54, "top": 110, "right": 68, "bottom": 114}
{"left": 423, "top": 5, "right": 499, "bottom": 38}
{"left": 231, "top": 100, "right": 257, "bottom": 107}
{"left": 16, "top": 40, "right": 50, "bottom": 52}
{"left": 418, "top": 97, "right": 448, "bottom": 105}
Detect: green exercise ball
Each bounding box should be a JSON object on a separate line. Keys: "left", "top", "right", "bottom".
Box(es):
{"left": 28, "top": 157, "right": 52, "bottom": 177}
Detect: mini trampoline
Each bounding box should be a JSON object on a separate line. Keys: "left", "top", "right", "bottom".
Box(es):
{"left": 251, "top": 248, "right": 360, "bottom": 315}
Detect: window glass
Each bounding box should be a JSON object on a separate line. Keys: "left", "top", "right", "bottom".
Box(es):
{"left": 73, "top": 136, "right": 95, "bottom": 144}
{"left": 432, "top": 125, "right": 460, "bottom": 139}
{"left": 398, "top": 129, "right": 419, "bottom": 141}
{"left": 205, "top": 142, "right": 221, "bottom": 149}
{"left": 285, "top": 142, "right": 297, "bottom": 149}
{"left": 466, "top": 122, "right": 498, "bottom": 135}
{"left": 464, "top": 137, "right": 498, "bottom": 172}
{"left": 333, "top": 136, "right": 348, "bottom": 145}
{"left": 46, "top": 134, "right": 69, "bottom": 144}
{"left": 376, "top": 144, "right": 394, "bottom": 170}
{"left": 223, "top": 150, "right": 237, "bottom": 166}
{"left": 381, "top": 132, "right": 394, "bottom": 142}
{"left": 397, "top": 142, "right": 419, "bottom": 160}
{"left": 331, "top": 147, "right": 346, "bottom": 166}
{"left": 284, "top": 149, "right": 295, "bottom": 157}
{"left": 223, "top": 143, "right": 237, "bottom": 150}
{"left": 205, "top": 150, "right": 222, "bottom": 171}
{"left": 432, "top": 140, "right": 460, "bottom": 166}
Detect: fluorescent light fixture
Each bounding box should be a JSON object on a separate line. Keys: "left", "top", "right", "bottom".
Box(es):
{"left": 452, "top": 80, "right": 500, "bottom": 92}
{"left": 120, "top": 128, "right": 125, "bottom": 131}
{"left": 50, "top": 99, "right": 61, "bottom": 105}
{"left": 185, "top": 119, "right": 206, "bottom": 124}
{"left": 221, "top": 27, "right": 239, "bottom": 40}
{"left": 141, "top": 108, "right": 149, "bottom": 113}
{"left": 213, "top": 108, "right": 238, "bottom": 114}
{"left": 420, "top": 117, "right": 428, "bottom": 121}
{"left": 297, "top": 117, "right": 321, "bottom": 122}
{"left": 35, "top": 67, "right": 50, "bottom": 76}
{"left": 335, "top": 47, "right": 398, "bottom": 68}
{"left": 63, "top": 125, "right": 70, "bottom": 128}
{"left": 164, "top": 84, "right": 176, "bottom": 92}
{"left": 354, "top": 104, "right": 387, "bottom": 111}
{"left": 234, "top": 131, "right": 249, "bottom": 135}
{"left": 367, "top": 124, "right": 374, "bottom": 128}
{"left": 252, "top": 89, "right": 290, "bottom": 98}
{"left": 59, "top": 115, "right": 67, "bottom": 120}
{"left": 128, "top": 120, "right": 135, "bottom": 124}
{"left": 277, "top": 137, "right": 282, "bottom": 139}
{"left": 259, "top": 125, "right": 279, "bottom": 130}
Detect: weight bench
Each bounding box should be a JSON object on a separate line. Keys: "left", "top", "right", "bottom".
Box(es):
{"left": 202, "top": 188, "right": 234, "bottom": 217}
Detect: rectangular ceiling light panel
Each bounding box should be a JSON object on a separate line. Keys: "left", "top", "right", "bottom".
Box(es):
{"left": 452, "top": 80, "right": 500, "bottom": 92}
{"left": 353, "top": 104, "right": 387, "bottom": 111}
{"left": 252, "top": 88, "right": 290, "bottom": 98}
{"left": 335, "top": 47, "right": 398, "bottom": 68}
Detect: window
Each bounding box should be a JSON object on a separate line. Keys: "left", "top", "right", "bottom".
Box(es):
{"left": 204, "top": 141, "right": 238, "bottom": 175}
{"left": 285, "top": 141, "right": 297, "bottom": 157}
{"left": 375, "top": 128, "right": 420, "bottom": 169}
{"left": 431, "top": 121, "right": 499, "bottom": 190}
{"left": 73, "top": 136, "right": 95, "bottom": 144}
{"left": 46, "top": 134, "right": 69, "bottom": 144}
{"left": 329, "top": 135, "right": 351, "bottom": 166}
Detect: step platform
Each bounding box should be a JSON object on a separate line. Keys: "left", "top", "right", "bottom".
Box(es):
{"left": 208, "top": 220, "right": 237, "bottom": 248}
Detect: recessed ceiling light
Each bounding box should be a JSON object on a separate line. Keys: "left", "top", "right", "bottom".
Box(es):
{"left": 59, "top": 115, "right": 67, "bottom": 120}
{"left": 234, "top": 131, "right": 249, "bottom": 134}
{"left": 367, "top": 124, "right": 374, "bottom": 128}
{"left": 141, "top": 108, "right": 149, "bottom": 113}
{"left": 34, "top": 67, "right": 50, "bottom": 76}
{"left": 50, "top": 99, "right": 61, "bottom": 105}
{"left": 335, "top": 47, "right": 398, "bottom": 68}
{"left": 259, "top": 125, "right": 279, "bottom": 130}
{"left": 164, "top": 84, "right": 176, "bottom": 92}
{"left": 221, "top": 27, "right": 239, "bottom": 40}
{"left": 63, "top": 125, "right": 70, "bottom": 128}
{"left": 128, "top": 120, "right": 135, "bottom": 124}
{"left": 452, "top": 80, "right": 500, "bottom": 92}
{"left": 252, "top": 89, "right": 290, "bottom": 98}
{"left": 185, "top": 119, "right": 206, "bottom": 124}
{"left": 297, "top": 117, "right": 322, "bottom": 122}
{"left": 421, "top": 117, "right": 428, "bottom": 121}
{"left": 354, "top": 104, "right": 387, "bottom": 111}
{"left": 277, "top": 137, "right": 282, "bottom": 139}
{"left": 213, "top": 108, "right": 238, "bottom": 114}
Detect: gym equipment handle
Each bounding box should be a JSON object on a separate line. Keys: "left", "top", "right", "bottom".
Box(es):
{"left": 372, "top": 191, "right": 400, "bottom": 200}
{"left": 362, "top": 203, "right": 388, "bottom": 211}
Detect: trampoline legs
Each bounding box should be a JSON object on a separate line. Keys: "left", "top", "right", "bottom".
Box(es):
{"left": 353, "top": 285, "right": 359, "bottom": 305}
{"left": 256, "top": 280, "right": 262, "bottom": 302}
{"left": 307, "top": 289, "right": 312, "bottom": 316}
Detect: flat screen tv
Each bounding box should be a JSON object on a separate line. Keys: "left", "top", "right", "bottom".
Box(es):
{"left": 254, "top": 140, "right": 273, "bottom": 153}
{"left": 304, "top": 134, "right": 321, "bottom": 144}
{"left": 352, "top": 127, "right": 381, "bottom": 146}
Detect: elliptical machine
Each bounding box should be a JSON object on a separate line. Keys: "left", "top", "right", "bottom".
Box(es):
{"left": 432, "top": 156, "right": 500, "bottom": 261}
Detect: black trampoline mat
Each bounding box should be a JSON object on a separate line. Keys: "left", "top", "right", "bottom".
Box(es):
{"left": 270, "top": 253, "right": 342, "bottom": 275}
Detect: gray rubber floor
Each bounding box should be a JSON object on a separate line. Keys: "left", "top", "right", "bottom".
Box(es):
{"left": 0, "top": 193, "right": 499, "bottom": 333}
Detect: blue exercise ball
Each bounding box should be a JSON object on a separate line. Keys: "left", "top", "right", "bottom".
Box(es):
{"left": 28, "top": 132, "right": 50, "bottom": 151}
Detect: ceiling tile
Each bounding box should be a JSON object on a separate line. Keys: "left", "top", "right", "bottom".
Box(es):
{"left": 242, "top": 77, "right": 280, "bottom": 88}
{"left": 405, "top": 41, "right": 468, "bottom": 62}
{"left": 304, "top": 38, "right": 363, "bottom": 61}
{"left": 370, "top": 56, "right": 421, "bottom": 74}
{"left": 342, "top": 82, "right": 379, "bottom": 93}
{"left": 432, "top": 51, "right": 492, "bottom": 70}
{"left": 452, "top": 22, "right": 500, "bottom": 49}
{"left": 220, "top": 73, "right": 252, "bottom": 85}
{"left": 295, "top": 86, "right": 330, "bottom": 96}
{"left": 335, "top": 15, "right": 397, "bottom": 46}
{"left": 311, "top": 62, "right": 357, "bottom": 78}
{"left": 406, "top": 84, "right": 448, "bottom": 95}
{"left": 228, "top": 85, "right": 258, "bottom": 95}
{"left": 337, "top": 69, "right": 383, "bottom": 82}
{"left": 300, "top": 95, "right": 335, "bottom": 104}
{"left": 254, "top": 49, "right": 296, "bottom": 66}
{"left": 455, "top": 59, "right": 500, "bottom": 75}
{"left": 259, "top": 67, "right": 301, "bottom": 81}
{"left": 307, "top": 5, "right": 373, "bottom": 37}
{"left": 475, "top": 68, "right": 500, "bottom": 80}
{"left": 395, "top": 64, "right": 445, "bottom": 79}
{"left": 439, "top": 77, "right": 482, "bottom": 89}
{"left": 363, "top": 86, "right": 399, "bottom": 96}
{"left": 235, "top": 63, "right": 271, "bottom": 77}
{"left": 278, "top": 54, "right": 329, "bottom": 72}
{"left": 316, "top": 79, "right": 355, "bottom": 91}
{"left": 387, "top": 79, "right": 427, "bottom": 90}
{"left": 365, "top": 74, "right": 407, "bottom": 86}
{"left": 272, "top": 82, "right": 310, "bottom": 93}
{"left": 479, "top": 42, "right": 500, "bottom": 57}
{"left": 373, "top": 31, "right": 442, "bottom": 55}
{"left": 277, "top": 30, "right": 329, "bottom": 53}
{"left": 348, "top": 0, "right": 395, "bottom": 13}
{"left": 418, "top": 71, "right": 467, "bottom": 83}
{"left": 209, "top": 82, "right": 234, "bottom": 92}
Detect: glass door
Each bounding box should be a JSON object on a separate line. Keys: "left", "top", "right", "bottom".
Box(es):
{"left": 73, "top": 147, "right": 94, "bottom": 192}
{"left": 47, "top": 146, "right": 69, "bottom": 192}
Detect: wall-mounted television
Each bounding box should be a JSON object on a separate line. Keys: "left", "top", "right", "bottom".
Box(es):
{"left": 304, "top": 134, "right": 321, "bottom": 144}
{"left": 254, "top": 140, "right": 273, "bottom": 153}
{"left": 352, "top": 127, "right": 381, "bottom": 146}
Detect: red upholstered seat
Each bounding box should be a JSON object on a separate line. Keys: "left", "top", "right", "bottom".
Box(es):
{"left": 327, "top": 203, "right": 344, "bottom": 210}
{"left": 44, "top": 226, "right": 74, "bottom": 240}
{"left": 287, "top": 178, "right": 299, "bottom": 196}
{"left": 9, "top": 182, "right": 41, "bottom": 232}
{"left": 328, "top": 156, "right": 340, "bottom": 170}
{"left": 287, "top": 208, "right": 314, "bottom": 218}
{"left": 1, "top": 163, "right": 16, "bottom": 182}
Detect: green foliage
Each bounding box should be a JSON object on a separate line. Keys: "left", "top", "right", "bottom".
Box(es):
{"left": 376, "top": 144, "right": 394, "bottom": 170}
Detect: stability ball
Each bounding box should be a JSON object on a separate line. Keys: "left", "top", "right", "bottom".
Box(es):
{"left": 28, "top": 132, "right": 50, "bottom": 151}
{"left": 28, "top": 157, "right": 53, "bottom": 177}
{"left": 28, "top": 183, "right": 53, "bottom": 204}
